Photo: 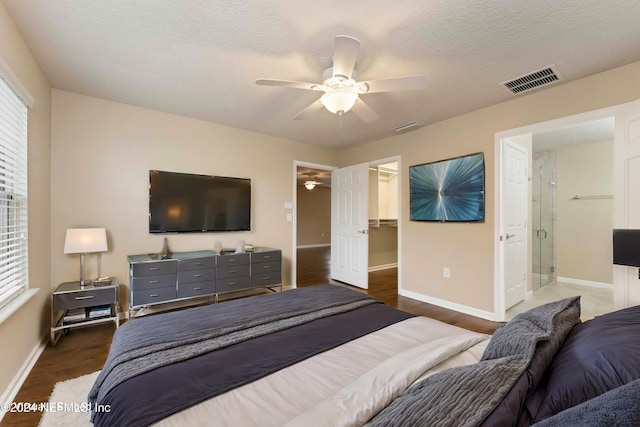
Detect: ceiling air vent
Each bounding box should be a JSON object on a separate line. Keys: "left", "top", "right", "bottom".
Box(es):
{"left": 393, "top": 121, "right": 423, "bottom": 133}
{"left": 501, "top": 65, "right": 564, "bottom": 95}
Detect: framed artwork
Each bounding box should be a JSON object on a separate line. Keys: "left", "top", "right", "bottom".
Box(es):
{"left": 409, "top": 152, "right": 485, "bottom": 222}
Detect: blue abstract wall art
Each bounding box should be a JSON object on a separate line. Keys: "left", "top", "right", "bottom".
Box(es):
{"left": 409, "top": 153, "right": 485, "bottom": 222}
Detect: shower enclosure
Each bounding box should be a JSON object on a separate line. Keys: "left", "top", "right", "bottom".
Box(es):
{"left": 532, "top": 151, "right": 556, "bottom": 290}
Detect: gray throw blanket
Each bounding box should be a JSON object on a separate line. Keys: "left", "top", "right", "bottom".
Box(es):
{"left": 88, "top": 285, "right": 376, "bottom": 415}
{"left": 367, "top": 296, "right": 581, "bottom": 427}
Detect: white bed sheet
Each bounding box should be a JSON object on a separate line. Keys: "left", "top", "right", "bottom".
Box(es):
{"left": 155, "top": 316, "right": 490, "bottom": 427}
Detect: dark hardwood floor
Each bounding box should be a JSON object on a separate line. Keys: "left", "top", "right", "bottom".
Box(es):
{"left": 3, "top": 246, "right": 501, "bottom": 426}
{"left": 296, "top": 246, "right": 502, "bottom": 335}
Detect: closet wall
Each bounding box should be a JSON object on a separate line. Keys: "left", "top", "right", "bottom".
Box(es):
{"left": 369, "top": 164, "right": 398, "bottom": 270}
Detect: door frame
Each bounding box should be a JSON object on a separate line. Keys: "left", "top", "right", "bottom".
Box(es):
{"left": 292, "top": 155, "right": 402, "bottom": 291}
{"left": 494, "top": 105, "right": 622, "bottom": 321}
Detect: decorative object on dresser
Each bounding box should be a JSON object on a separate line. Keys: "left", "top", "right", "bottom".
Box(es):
{"left": 127, "top": 247, "right": 282, "bottom": 317}
{"left": 63, "top": 227, "right": 108, "bottom": 286}
{"left": 50, "top": 278, "right": 119, "bottom": 345}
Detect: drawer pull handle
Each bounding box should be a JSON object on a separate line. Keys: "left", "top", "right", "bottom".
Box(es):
{"left": 263, "top": 255, "right": 271, "bottom": 259}
{"left": 194, "top": 287, "right": 203, "bottom": 291}
{"left": 149, "top": 280, "right": 159, "bottom": 284}
{"left": 228, "top": 282, "right": 237, "bottom": 285}
{"left": 229, "top": 269, "right": 238, "bottom": 273}
{"left": 75, "top": 295, "right": 94, "bottom": 300}
{"left": 193, "top": 262, "right": 202, "bottom": 266}
{"left": 262, "top": 276, "right": 272, "bottom": 281}
{"left": 229, "top": 259, "right": 237, "bottom": 262}
{"left": 149, "top": 267, "right": 160, "bottom": 271}
{"left": 150, "top": 294, "right": 159, "bottom": 297}
{"left": 263, "top": 265, "right": 271, "bottom": 269}
{"left": 193, "top": 274, "right": 203, "bottom": 278}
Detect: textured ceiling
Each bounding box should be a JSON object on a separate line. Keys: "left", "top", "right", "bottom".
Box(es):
{"left": 533, "top": 118, "right": 615, "bottom": 152}
{"left": 4, "top": 0, "right": 640, "bottom": 148}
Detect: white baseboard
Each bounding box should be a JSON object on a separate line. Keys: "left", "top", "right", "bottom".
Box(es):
{"left": 368, "top": 263, "right": 398, "bottom": 272}
{"left": 557, "top": 276, "right": 613, "bottom": 289}
{"left": 398, "top": 289, "right": 496, "bottom": 321}
{"left": 296, "top": 244, "right": 330, "bottom": 249}
{"left": 0, "top": 334, "right": 48, "bottom": 423}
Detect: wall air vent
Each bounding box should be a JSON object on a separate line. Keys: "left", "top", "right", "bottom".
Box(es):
{"left": 393, "top": 121, "right": 423, "bottom": 133}
{"left": 501, "top": 65, "right": 564, "bottom": 95}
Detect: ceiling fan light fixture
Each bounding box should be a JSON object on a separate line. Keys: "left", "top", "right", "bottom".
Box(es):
{"left": 320, "top": 87, "right": 358, "bottom": 115}
{"left": 304, "top": 181, "right": 317, "bottom": 190}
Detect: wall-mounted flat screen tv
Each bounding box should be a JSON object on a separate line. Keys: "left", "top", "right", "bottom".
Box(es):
{"left": 409, "top": 152, "right": 485, "bottom": 222}
{"left": 149, "top": 170, "right": 251, "bottom": 233}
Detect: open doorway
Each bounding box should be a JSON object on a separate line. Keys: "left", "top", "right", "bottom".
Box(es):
{"left": 293, "top": 157, "right": 400, "bottom": 293}
{"left": 294, "top": 162, "right": 334, "bottom": 287}
{"left": 496, "top": 109, "right": 617, "bottom": 321}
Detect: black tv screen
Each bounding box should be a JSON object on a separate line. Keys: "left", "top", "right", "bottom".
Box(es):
{"left": 149, "top": 170, "right": 251, "bottom": 233}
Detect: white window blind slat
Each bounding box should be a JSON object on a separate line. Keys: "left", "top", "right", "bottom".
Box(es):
{"left": 0, "top": 73, "right": 28, "bottom": 312}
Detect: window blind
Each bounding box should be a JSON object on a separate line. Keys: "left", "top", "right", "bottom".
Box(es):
{"left": 0, "top": 74, "right": 28, "bottom": 311}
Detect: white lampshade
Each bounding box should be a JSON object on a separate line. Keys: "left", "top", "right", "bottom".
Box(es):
{"left": 320, "top": 87, "right": 359, "bottom": 115}
{"left": 64, "top": 228, "right": 108, "bottom": 254}
{"left": 304, "top": 181, "right": 317, "bottom": 190}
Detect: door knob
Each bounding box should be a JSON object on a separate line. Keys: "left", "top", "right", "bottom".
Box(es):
{"left": 357, "top": 230, "right": 368, "bottom": 234}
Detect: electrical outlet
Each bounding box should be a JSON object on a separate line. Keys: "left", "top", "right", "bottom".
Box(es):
{"left": 443, "top": 267, "right": 451, "bottom": 278}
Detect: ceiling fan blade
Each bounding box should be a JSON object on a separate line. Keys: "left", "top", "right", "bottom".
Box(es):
{"left": 351, "top": 98, "right": 378, "bottom": 123}
{"left": 360, "top": 75, "right": 427, "bottom": 93}
{"left": 293, "top": 99, "right": 324, "bottom": 120}
{"left": 332, "top": 35, "right": 360, "bottom": 80}
{"left": 256, "top": 79, "right": 324, "bottom": 91}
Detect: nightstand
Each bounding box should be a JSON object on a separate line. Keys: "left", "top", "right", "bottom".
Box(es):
{"left": 50, "top": 278, "right": 119, "bottom": 345}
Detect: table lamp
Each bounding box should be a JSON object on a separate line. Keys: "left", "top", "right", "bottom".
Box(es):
{"left": 64, "top": 228, "right": 108, "bottom": 286}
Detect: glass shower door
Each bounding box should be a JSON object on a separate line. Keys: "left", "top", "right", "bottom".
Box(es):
{"left": 532, "top": 152, "right": 556, "bottom": 290}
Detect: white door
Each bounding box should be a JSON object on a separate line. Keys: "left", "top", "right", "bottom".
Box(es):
{"left": 503, "top": 139, "right": 528, "bottom": 309}
{"left": 614, "top": 98, "right": 640, "bottom": 308}
{"left": 331, "top": 163, "right": 369, "bottom": 288}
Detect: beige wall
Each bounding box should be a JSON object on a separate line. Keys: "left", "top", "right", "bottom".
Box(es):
{"left": 50, "top": 90, "right": 338, "bottom": 308}
{"left": 296, "top": 185, "right": 331, "bottom": 247}
{"left": 339, "top": 61, "right": 640, "bottom": 314}
{"left": 556, "top": 140, "right": 613, "bottom": 284}
{"left": 0, "top": 1, "right": 51, "bottom": 405}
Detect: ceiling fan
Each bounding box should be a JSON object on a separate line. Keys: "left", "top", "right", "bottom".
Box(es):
{"left": 256, "top": 35, "right": 427, "bottom": 122}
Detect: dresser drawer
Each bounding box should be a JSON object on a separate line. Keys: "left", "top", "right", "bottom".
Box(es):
{"left": 131, "top": 287, "right": 177, "bottom": 307}
{"left": 178, "top": 256, "right": 216, "bottom": 272}
{"left": 131, "top": 260, "right": 177, "bottom": 276}
{"left": 131, "top": 274, "right": 176, "bottom": 291}
{"left": 178, "top": 268, "right": 216, "bottom": 284}
{"left": 251, "top": 271, "right": 282, "bottom": 286}
{"left": 252, "top": 260, "right": 281, "bottom": 274}
{"left": 251, "top": 250, "right": 281, "bottom": 264}
{"left": 177, "top": 282, "right": 215, "bottom": 299}
{"left": 217, "top": 264, "right": 250, "bottom": 279}
{"left": 216, "top": 253, "right": 249, "bottom": 267}
{"left": 216, "top": 276, "right": 252, "bottom": 293}
{"left": 53, "top": 287, "right": 116, "bottom": 311}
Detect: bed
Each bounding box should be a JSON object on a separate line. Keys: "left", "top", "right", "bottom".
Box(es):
{"left": 88, "top": 284, "right": 640, "bottom": 427}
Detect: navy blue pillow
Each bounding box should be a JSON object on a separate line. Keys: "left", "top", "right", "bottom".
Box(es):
{"left": 528, "top": 305, "right": 640, "bottom": 422}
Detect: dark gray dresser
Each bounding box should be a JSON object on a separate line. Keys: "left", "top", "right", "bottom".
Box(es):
{"left": 127, "top": 247, "right": 282, "bottom": 317}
